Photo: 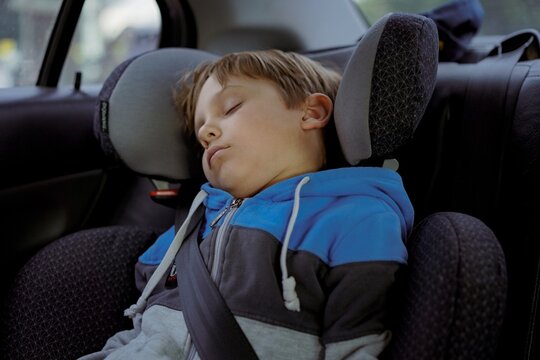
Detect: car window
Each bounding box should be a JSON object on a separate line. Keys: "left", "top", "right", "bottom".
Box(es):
{"left": 0, "top": 0, "right": 63, "bottom": 88}
{"left": 354, "top": 0, "right": 540, "bottom": 35}
{"left": 0, "top": 0, "right": 160, "bottom": 89}
{"left": 59, "top": 0, "right": 160, "bottom": 87}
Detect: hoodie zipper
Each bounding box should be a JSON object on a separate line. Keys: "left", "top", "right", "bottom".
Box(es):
{"left": 210, "top": 198, "right": 244, "bottom": 280}
{"left": 209, "top": 198, "right": 243, "bottom": 228}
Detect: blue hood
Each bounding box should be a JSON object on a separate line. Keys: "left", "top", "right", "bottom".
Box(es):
{"left": 203, "top": 167, "right": 413, "bottom": 239}
{"left": 202, "top": 167, "right": 414, "bottom": 266}
{"left": 141, "top": 167, "right": 414, "bottom": 267}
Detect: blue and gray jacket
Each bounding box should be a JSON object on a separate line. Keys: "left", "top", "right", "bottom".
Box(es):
{"left": 81, "top": 167, "right": 414, "bottom": 360}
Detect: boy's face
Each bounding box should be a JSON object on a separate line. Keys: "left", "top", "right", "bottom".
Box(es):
{"left": 194, "top": 75, "right": 322, "bottom": 198}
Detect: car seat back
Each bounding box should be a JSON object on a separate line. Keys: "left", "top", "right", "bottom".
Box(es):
{"left": 398, "top": 29, "right": 540, "bottom": 360}
{"left": 1, "top": 12, "right": 508, "bottom": 360}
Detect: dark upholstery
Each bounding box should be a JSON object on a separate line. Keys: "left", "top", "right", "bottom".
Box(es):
{"left": 384, "top": 212, "right": 507, "bottom": 360}
{"left": 397, "top": 32, "right": 540, "bottom": 360}
{"left": 0, "top": 226, "right": 157, "bottom": 360}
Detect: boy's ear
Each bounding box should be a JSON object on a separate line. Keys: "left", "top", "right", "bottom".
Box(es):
{"left": 301, "top": 93, "right": 333, "bottom": 130}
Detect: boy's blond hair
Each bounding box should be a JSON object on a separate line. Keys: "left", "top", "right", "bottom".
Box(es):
{"left": 175, "top": 49, "right": 342, "bottom": 135}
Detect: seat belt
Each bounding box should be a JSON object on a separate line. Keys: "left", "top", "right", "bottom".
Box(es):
{"left": 175, "top": 205, "right": 258, "bottom": 360}
{"left": 454, "top": 34, "right": 535, "bottom": 224}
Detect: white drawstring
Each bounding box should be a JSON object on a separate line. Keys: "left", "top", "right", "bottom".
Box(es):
{"left": 126, "top": 177, "right": 309, "bottom": 317}
{"left": 124, "top": 190, "right": 208, "bottom": 318}
{"left": 280, "top": 176, "right": 310, "bottom": 312}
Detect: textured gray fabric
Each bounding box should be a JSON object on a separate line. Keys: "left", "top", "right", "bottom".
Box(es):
{"left": 1, "top": 226, "right": 157, "bottom": 360}
{"left": 382, "top": 212, "right": 507, "bottom": 360}
{"left": 97, "top": 48, "right": 218, "bottom": 181}
{"left": 335, "top": 13, "right": 438, "bottom": 165}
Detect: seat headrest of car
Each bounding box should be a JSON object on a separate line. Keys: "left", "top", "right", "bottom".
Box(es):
{"left": 95, "top": 13, "right": 437, "bottom": 181}
{"left": 94, "top": 48, "right": 218, "bottom": 181}
{"left": 335, "top": 13, "right": 438, "bottom": 165}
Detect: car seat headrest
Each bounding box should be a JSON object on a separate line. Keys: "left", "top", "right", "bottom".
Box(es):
{"left": 94, "top": 48, "right": 218, "bottom": 181}
{"left": 95, "top": 13, "right": 438, "bottom": 181}
{"left": 335, "top": 13, "right": 438, "bottom": 165}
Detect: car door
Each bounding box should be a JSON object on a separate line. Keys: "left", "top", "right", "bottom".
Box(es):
{"left": 0, "top": 0, "right": 182, "bottom": 286}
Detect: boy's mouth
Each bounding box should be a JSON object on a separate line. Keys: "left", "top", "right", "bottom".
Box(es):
{"left": 206, "top": 145, "right": 229, "bottom": 168}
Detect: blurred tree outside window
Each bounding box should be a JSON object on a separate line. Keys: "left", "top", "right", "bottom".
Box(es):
{"left": 59, "top": 0, "right": 160, "bottom": 87}
{"left": 0, "top": 0, "right": 61, "bottom": 87}
{"left": 0, "top": 0, "right": 160, "bottom": 88}
{"left": 354, "top": 0, "right": 540, "bottom": 36}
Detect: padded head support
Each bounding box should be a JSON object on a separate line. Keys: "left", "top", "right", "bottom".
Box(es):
{"left": 95, "top": 48, "right": 218, "bottom": 181}
{"left": 335, "top": 13, "right": 438, "bottom": 165}
{"left": 95, "top": 13, "right": 438, "bottom": 180}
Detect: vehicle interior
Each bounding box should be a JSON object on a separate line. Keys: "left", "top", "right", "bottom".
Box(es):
{"left": 0, "top": 0, "right": 539, "bottom": 359}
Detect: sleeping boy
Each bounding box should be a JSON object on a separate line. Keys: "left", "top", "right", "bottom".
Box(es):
{"left": 80, "top": 49, "right": 413, "bottom": 360}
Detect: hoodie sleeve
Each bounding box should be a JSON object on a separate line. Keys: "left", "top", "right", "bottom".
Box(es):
{"left": 321, "top": 211, "right": 407, "bottom": 358}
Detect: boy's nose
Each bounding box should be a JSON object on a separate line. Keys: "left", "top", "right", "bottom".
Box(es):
{"left": 199, "top": 123, "right": 221, "bottom": 146}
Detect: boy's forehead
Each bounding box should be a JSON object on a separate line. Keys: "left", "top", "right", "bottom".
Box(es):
{"left": 197, "top": 76, "right": 239, "bottom": 105}
{"left": 205, "top": 73, "right": 254, "bottom": 89}
{"left": 197, "top": 74, "right": 269, "bottom": 104}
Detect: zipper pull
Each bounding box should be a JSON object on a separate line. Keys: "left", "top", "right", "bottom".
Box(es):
{"left": 210, "top": 198, "right": 244, "bottom": 228}
{"left": 230, "top": 198, "right": 244, "bottom": 208}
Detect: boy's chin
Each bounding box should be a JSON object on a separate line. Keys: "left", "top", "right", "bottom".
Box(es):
{"left": 211, "top": 180, "right": 261, "bottom": 199}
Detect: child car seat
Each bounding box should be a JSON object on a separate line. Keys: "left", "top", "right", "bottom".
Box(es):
{"left": 0, "top": 13, "right": 507, "bottom": 360}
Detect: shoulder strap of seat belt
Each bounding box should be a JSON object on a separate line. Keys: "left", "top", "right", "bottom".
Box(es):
{"left": 175, "top": 205, "right": 258, "bottom": 360}
{"left": 454, "top": 35, "right": 534, "bottom": 224}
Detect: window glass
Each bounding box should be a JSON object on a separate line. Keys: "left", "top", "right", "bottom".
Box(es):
{"left": 0, "top": 0, "right": 62, "bottom": 87}
{"left": 354, "top": 0, "right": 540, "bottom": 36}
{"left": 59, "top": 0, "right": 160, "bottom": 87}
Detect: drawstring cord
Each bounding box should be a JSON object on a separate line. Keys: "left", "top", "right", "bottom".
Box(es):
{"left": 125, "top": 176, "right": 309, "bottom": 317}
{"left": 280, "top": 176, "right": 310, "bottom": 312}
{"left": 124, "top": 190, "right": 208, "bottom": 319}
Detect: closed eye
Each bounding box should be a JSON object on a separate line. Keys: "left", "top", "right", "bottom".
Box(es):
{"left": 225, "top": 102, "right": 242, "bottom": 116}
